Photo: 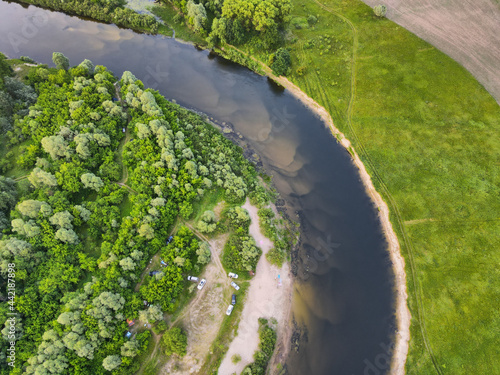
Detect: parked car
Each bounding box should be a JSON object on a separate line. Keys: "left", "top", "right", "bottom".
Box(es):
{"left": 166, "top": 236, "right": 174, "bottom": 244}
{"left": 230, "top": 281, "right": 240, "bottom": 291}
{"left": 226, "top": 305, "right": 234, "bottom": 316}
{"left": 149, "top": 271, "right": 159, "bottom": 276}
{"left": 228, "top": 272, "right": 239, "bottom": 279}
{"left": 197, "top": 279, "right": 207, "bottom": 290}
{"left": 188, "top": 276, "right": 199, "bottom": 282}
{"left": 231, "top": 294, "right": 236, "bottom": 305}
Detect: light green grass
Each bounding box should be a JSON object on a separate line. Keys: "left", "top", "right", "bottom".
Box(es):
{"left": 280, "top": 0, "right": 500, "bottom": 374}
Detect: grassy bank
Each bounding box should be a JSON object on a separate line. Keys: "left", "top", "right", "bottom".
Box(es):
{"left": 150, "top": 1, "right": 500, "bottom": 373}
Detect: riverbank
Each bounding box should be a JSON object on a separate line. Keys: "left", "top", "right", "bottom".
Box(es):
{"left": 219, "top": 198, "right": 294, "bottom": 375}
{"left": 212, "top": 42, "right": 411, "bottom": 373}
{"left": 265, "top": 69, "right": 411, "bottom": 375}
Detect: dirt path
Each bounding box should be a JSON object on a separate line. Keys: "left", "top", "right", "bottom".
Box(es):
{"left": 360, "top": 0, "right": 500, "bottom": 105}
{"left": 114, "top": 81, "right": 132, "bottom": 185}
{"left": 218, "top": 199, "right": 293, "bottom": 375}
{"left": 160, "top": 232, "right": 231, "bottom": 375}
{"left": 182, "top": 221, "right": 226, "bottom": 274}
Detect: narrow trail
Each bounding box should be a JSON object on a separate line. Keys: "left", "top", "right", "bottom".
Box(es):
{"left": 114, "top": 81, "right": 131, "bottom": 185}
{"left": 310, "top": 1, "right": 441, "bottom": 374}
{"left": 116, "top": 182, "right": 137, "bottom": 194}
{"left": 113, "top": 81, "right": 135, "bottom": 193}
{"left": 14, "top": 175, "right": 28, "bottom": 182}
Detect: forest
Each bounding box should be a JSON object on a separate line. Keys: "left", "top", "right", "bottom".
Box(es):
{"left": 154, "top": 0, "right": 294, "bottom": 74}
{"left": 0, "top": 52, "right": 268, "bottom": 374}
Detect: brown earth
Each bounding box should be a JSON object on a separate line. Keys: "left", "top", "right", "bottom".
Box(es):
{"left": 360, "top": 0, "right": 500, "bottom": 104}
{"left": 160, "top": 230, "right": 231, "bottom": 375}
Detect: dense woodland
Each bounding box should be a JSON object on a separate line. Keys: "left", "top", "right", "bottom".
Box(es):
{"left": 160, "top": 0, "right": 294, "bottom": 74}
{"left": 0, "top": 52, "right": 270, "bottom": 374}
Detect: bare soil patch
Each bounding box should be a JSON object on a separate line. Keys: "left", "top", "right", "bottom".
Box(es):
{"left": 360, "top": 0, "right": 500, "bottom": 104}
{"left": 160, "top": 233, "right": 231, "bottom": 375}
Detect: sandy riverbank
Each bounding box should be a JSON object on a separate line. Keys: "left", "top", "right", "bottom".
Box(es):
{"left": 218, "top": 199, "right": 293, "bottom": 375}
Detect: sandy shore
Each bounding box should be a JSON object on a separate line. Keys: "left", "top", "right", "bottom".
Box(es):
{"left": 218, "top": 199, "right": 293, "bottom": 375}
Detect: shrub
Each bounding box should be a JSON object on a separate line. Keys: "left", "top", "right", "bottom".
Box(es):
{"left": 163, "top": 327, "right": 187, "bottom": 357}
{"left": 20, "top": 56, "right": 36, "bottom": 63}
{"left": 296, "top": 66, "right": 307, "bottom": 76}
{"left": 271, "top": 48, "right": 292, "bottom": 76}
{"left": 307, "top": 15, "right": 318, "bottom": 25}
{"left": 373, "top": 5, "right": 387, "bottom": 17}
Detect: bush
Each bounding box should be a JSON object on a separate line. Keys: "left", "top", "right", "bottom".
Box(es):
{"left": 242, "top": 319, "right": 277, "bottom": 374}
{"left": 373, "top": 5, "right": 387, "bottom": 17}
{"left": 152, "top": 320, "right": 168, "bottom": 334}
{"left": 163, "top": 327, "right": 187, "bottom": 357}
{"left": 307, "top": 15, "right": 318, "bottom": 25}
{"left": 173, "top": 13, "right": 184, "bottom": 24}
{"left": 20, "top": 56, "right": 36, "bottom": 63}
{"left": 223, "top": 229, "right": 261, "bottom": 271}
{"left": 271, "top": 48, "right": 291, "bottom": 76}
{"left": 225, "top": 206, "right": 250, "bottom": 229}
{"left": 296, "top": 66, "right": 307, "bottom": 76}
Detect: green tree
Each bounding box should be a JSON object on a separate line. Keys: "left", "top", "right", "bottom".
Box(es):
{"left": 52, "top": 52, "right": 70, "bottom": 71}
{"left": 102, "top": 355, "right": 122, "bottom": 371}
{"left": 196, "top": 242, "right": 211, "bottom": 264}
{"left": 271, "top": 48, "right": 291, "bottom": 76}
{"left": 163, "top": 327, "right": 187, "bottom": 357}
{"left": 17, "top": 199, "right": 52, "bottom": 218}
{"left": 373, "top": 5, "right": 387, "bottom": 17}
{"left": 187, "top": 0, "right": 208, "bottom": 32}
{"left": 28, "top": 167, "right": 58, "bottom": 188}
{"left": 81, "top": 173, "right": 104, "bottom": 191}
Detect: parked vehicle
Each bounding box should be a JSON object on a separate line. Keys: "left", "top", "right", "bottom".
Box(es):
{"left": 149, "top": 271, "right": 159, "bottom": 276}
{"left": 226, "top": 305, "right": 234, "bottom": 316}
{"left": 230, "top": 281, "right": 240, "bottom": 290}
{"left": 166, "top": 236, "right": 174, "bottom": 244}
{"left": 231, "top": 294, "right": 236, "bottom": 305}
{"left": 228, "top": 272, "right": 239, "bottom": 279}
{"left": 197, "top": 279, "right": 207, "bottom": 290}
{"left": 187, "top": 276, "right": 199, "bottom": 282}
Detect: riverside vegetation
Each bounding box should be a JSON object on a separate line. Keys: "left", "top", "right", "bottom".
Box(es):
{"left": 0, "top": 52, "right": 292, "bottom": 374}
{"left": 2, "top": 0, "right": 500, "bottom": 373}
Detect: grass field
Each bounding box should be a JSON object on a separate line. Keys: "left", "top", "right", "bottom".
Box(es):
{"left": 150, "top": 1, "right": 500, "bottom": 373}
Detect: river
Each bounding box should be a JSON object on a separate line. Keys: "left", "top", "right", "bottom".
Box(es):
{"left": 0, "top": 2, "right": 396, "bottom": 374}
